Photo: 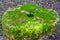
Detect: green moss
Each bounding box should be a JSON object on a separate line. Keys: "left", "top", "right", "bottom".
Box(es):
{"left": 2, "top": 4, "right": 58, "bottom": 40}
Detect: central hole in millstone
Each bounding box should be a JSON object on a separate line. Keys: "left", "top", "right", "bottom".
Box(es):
{"left": 27, "top": 14, "right": 34, "bottom": 17}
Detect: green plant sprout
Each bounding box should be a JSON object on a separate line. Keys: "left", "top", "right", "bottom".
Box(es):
{"left": 2, "top": 4, "right": 59, "bottom": 40}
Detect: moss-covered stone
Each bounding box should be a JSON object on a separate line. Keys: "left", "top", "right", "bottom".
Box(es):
{"left": 2, "top": 4, "right": 59, "bottom": 40}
